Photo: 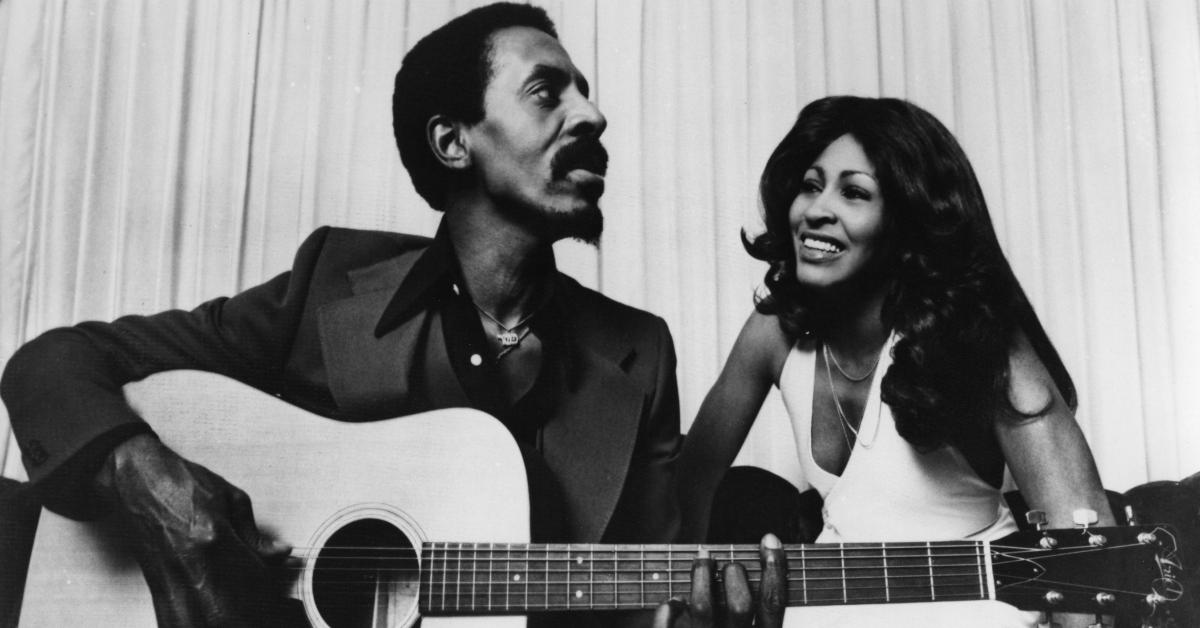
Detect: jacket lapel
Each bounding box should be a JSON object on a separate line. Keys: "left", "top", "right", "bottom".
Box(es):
{"left": 317, "top": 250, "right": 467, "bottom": 418}
{"left": 541, "top": 347, "right": 644, "bottom": 542}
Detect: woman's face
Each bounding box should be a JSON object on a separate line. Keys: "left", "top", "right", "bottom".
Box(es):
{"left": 789, "top": 133, "right": 890, "bottom": 293}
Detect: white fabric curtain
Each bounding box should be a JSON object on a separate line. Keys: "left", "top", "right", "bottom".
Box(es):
{"left": 2, "top": 0, "right": 1198, "bottom": 493}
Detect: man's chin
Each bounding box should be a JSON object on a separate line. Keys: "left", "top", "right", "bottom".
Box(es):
{"left": 551, "top": 202, "right": 603, "bottom": 246}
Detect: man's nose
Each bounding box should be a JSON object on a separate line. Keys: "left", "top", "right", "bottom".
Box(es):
{"left": 565, "top": 93, "right": 607, "bottom": 138}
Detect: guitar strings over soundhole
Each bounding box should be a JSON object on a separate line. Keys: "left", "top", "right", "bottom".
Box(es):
{"left": 311, "top": 519, "right": 419, "bottom": 628}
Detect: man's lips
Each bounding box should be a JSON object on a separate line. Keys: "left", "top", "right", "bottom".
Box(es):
{"left": 566, "top": 169, "right": 606, "bottom": 196}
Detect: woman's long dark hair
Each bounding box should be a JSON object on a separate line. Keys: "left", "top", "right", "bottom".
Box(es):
{"left": 747, "top": 96, "right": 1075, "bottom": 450}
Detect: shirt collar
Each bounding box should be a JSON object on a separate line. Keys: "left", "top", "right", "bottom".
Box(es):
{"left": 373, "top": 220, "right": 569, "bottom": 342}
{"left": 374, "top": 221, "right": 459, "bottom": 338}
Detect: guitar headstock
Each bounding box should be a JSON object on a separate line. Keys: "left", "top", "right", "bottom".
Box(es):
{"left": 992, "top": 524, "right": 1184, "bottom": 623}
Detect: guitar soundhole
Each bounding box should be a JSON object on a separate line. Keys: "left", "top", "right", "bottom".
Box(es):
{"left": 311, "top": 518, "right": 418, "bottom": 628}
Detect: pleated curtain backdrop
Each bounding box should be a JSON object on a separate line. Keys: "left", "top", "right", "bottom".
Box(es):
{"left": 1, "top": 0, "right": 1198, "bottom": 493}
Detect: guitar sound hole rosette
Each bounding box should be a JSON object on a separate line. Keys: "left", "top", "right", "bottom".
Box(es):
{"left": 303, "top": 504, "right": 427, "bottom": 628}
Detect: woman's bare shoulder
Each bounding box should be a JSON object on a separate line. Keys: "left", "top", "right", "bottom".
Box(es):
{"left": 731, "top": 310, "right": 793, "bottom": 385}
{"left": 1004, "top": 328, "right": 1061, "bottom": 418}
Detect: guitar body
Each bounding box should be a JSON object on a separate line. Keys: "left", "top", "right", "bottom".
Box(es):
{"left": 21, "top": 370, "right": 527, "bottom": 627}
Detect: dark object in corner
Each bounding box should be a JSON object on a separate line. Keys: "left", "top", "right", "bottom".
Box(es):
{"left": 707, "top": 465, "right": 823, "bottom": 544}
{"left": 0, "top": 477, "right": 40, "bottom": 628}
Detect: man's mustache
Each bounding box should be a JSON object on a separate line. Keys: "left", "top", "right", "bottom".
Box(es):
{"left": 551, "top": 138, "right": 609, "bottom": 179}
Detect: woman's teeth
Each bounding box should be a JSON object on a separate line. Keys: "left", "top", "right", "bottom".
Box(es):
{"left": 803, "top": 237, "right": 843, "bottom": 253}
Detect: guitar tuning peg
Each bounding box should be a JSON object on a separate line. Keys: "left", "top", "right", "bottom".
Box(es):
{"left": 1072, "top": 508, "right": 1098, "bottom": 528}
{"left": 1124, "top": 504, "right": 1138, "bottom": 525}
{"left": 1026, "top": 510, "right": 1048, "bottom": 531}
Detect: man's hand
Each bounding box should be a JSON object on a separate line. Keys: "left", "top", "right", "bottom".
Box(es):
{"left": 96, "top": 433, "right": 293, "bottom": 627}
{"left": 652, "top": 534, "right": 787, "bottom": 628}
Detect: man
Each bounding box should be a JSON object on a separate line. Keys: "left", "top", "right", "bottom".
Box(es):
{"left": 2, "top": 3, "right": 783, "bottom": 626}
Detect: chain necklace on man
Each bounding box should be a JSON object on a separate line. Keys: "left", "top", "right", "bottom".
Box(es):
{"left": 472, "top": 302, "right": 537, "bottom": 360}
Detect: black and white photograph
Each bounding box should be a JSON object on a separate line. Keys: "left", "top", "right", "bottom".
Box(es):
{"left": 1, "top": 1, "right": 1197, "bottom": 627}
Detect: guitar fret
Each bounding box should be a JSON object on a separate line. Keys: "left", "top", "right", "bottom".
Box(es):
{"left": 840, "top": 544, "right": 847, "bottom": 604}
{"left": 882, "top": 544, "right": 890, "bottom": 602}
{"left": 612, "top": 546, "right": 619, "bottom": 608}
{"left": 440, "top": 542, "right": 448, "bottom": 611}
{"left": 639, "top": 545, "right": 645, "bottom": 607}
{"left": 930, "top": 542, "right": 985, "bottom": 601}
{"left": 843, "top": 543, "right": 887, "bottom": 604}
{"left": 983, "top": 540, "right": 997, "bottom": 601}
{"left": 667, "top": 547, "right": 673, "bottom": 600}
{"left": 926, "top": 541, "right": 935, "bottom": 601}
{"left": 975, "top": 543, "right": 983, "bottom": 599}
{"left": 802, "top": 544, "right": 844, "bottom": 605}
{"left": 799, "top": 545, "right": 808, "bottom": 605}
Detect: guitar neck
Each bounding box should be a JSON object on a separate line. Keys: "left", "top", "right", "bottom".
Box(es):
{"left": 419, "top": 541, "right": 992, "bottom": 614}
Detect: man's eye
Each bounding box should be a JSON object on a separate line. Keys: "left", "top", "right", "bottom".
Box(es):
{"left": 531, "top": 84, "right": 558, "bottom": 104}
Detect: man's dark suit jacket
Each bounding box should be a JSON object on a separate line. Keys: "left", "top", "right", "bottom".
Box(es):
{"left": 1, "top": 227, "right": 682, "bottom": 543}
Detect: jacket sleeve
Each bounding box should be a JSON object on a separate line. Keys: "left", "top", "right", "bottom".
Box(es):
{"left": 602, "top": 316, "right": 682, "bottom": 543}
{"left": 0, "top": 227, "right": 333, "bottom": 519}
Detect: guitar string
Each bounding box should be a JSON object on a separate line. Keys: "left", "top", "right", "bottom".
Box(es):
{"left": 314, "top": 591, "right": 992, "bottom": 612}
{"left": 285, "top": 542, "right": 992, "bottom": 554}
{"left": 292, "top": 566, "right": 1135, "bottom": 593}
{"left": 283, "top": 541, "right": 1145, "bottom": 569}
{"left": 270, "top": 541, "right": 1150, "bottom": 601}
{"left": 304, "top": 573, "right": 1141, "bottom": 605}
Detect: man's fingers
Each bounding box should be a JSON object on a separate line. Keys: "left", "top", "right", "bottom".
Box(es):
{"left": 721, "top": 562, "right": 752, "bottom": 628}
{"left": 652, "top": 597, "right": 687, "bottom": 628}
{"left": 225, "top": 481, "right": 290, "bottom": 560}
{"left": 756, "top": 534, "right": 787, "bottom": 628}
{"left": 689, "top": 549, "right": 715, "bottom": 626}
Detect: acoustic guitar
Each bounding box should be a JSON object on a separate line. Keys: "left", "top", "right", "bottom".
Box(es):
{"left": 19, "top": 370, "right": 1184, "bottom": 626}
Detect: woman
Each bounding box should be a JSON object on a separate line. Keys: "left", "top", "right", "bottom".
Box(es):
{"left": 676, "top": 96, "right": 1113, "bottom": 626}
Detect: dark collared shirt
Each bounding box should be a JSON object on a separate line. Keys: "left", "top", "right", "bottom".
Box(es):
{"left": 373, "top": 222, "right": 576, "bottom": 448}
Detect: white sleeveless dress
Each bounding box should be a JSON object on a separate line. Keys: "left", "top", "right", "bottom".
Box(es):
{"left": 776, "top": 336, "right": 1038, "bottom": 627}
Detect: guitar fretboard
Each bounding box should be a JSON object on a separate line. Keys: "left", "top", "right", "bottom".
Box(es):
{"left": 419, "top": 542, "right": 991, "bottom": 614}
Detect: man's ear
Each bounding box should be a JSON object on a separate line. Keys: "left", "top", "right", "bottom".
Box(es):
{"left": 427, "top": 115, "right": 470, "bottom": 171}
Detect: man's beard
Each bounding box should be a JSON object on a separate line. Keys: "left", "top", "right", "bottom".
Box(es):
{"left": 500, "top": 137, "right": 609, "bottom": 245}
{"left": 498, "top": 196, "right": 605, "bottom": 246}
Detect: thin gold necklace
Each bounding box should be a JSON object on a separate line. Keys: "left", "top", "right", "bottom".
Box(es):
{"left": 825, "top": 340, "right": 880, "bottom": 382}
{"left": 821, "top": 342, "right": 881, "bottom": 449}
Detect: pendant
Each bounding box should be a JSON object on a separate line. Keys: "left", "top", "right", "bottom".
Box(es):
{"left": 497, "top": 331, "right": 520, "bottom": 347}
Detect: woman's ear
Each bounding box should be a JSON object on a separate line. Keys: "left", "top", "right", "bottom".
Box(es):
{"left": 427, "top": 115, "right": 470, "bottom": 170}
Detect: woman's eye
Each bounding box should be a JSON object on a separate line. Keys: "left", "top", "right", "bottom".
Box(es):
{"left": 800, "top": 179, "right": 822, "bottom": 194}
{"left": 843, "top": 186, "right": 871, "bottom": 201}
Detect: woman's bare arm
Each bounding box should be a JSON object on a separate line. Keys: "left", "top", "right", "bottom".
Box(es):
{"left": 678, "top": 311, "right": 791, "bottom": 542}
{"left": 994, "top": 330, "right": 1115, "bottom": 528}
